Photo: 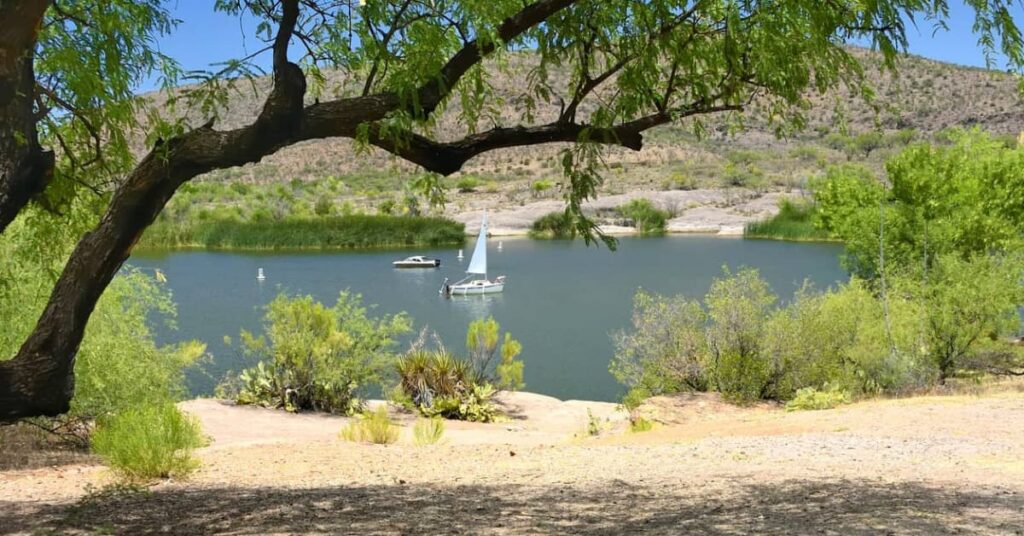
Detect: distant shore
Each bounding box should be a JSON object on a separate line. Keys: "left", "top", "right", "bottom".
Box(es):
{"left": 449, "top": 188, "right": 794, "bottom": 237}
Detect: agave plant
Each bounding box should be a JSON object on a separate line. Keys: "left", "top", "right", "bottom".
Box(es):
{"left": 396, "top": 349, "right": 490, "bottom": 420}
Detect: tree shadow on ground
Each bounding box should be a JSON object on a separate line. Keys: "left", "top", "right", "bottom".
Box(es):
{"left": 3, "top": 478, "right": 1022, "bottom": 535}
{"left": 0, "top": 423, "right": 93, "bottom": 471}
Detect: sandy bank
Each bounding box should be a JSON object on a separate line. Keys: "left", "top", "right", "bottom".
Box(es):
{"left": 178, "top": 391, "right": 628, "bottom": 450}
{"left": 449, "top": 188, "right": 793, "bottom": 236}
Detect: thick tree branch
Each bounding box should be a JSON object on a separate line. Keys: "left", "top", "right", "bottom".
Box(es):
{"left": 366, "top": 101, "right": 743, "bottom": 176}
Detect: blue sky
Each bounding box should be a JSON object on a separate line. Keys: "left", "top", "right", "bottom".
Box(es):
{"left": 150, "top": 1, "right": 1020, "bottom": 88}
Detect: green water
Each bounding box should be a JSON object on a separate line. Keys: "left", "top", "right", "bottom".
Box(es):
{"left": 130, "top": 236, "right": 847, "bottom": 402}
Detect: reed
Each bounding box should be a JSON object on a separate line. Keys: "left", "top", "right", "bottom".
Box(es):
{"left": 744, "top": 199, "right": 834, "bottom": 242}
{"left": 139, "top": 215, "right": 465, "bottom": 250}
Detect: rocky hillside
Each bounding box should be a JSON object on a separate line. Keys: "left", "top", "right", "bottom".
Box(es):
{"left": 148, "top": 47, "right": 1019, "bottom": 188}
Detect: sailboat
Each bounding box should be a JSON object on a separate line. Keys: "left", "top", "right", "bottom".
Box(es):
{"left": 442, "top": 213, "right": 505, "bottom": 296}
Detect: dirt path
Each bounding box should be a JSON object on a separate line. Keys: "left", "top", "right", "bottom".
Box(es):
{"left": 3, "top": 389, "right": 1024, "bottom": 535}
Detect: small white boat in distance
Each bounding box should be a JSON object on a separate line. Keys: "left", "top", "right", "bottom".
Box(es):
{"left": 443, "top": 213, "right": 505, "bottom": 296}
{"left": 393, "top": 255, "right": 441, "bottom": 268}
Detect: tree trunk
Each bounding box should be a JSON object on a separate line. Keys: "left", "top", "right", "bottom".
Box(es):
{"left": 0, "top": 0, "right": 54, "bottom": 234}
{"left": 0, "top": 61, "right": 308, "bottom": 422}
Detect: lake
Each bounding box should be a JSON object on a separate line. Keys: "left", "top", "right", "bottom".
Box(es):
{"left": 130, "top": 236, "right": 847, "bottom": 402}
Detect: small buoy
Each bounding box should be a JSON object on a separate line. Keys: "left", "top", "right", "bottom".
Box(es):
{"left": 457, "top": 249, "right": 464, "bottom": 259}
{"left": 498, "top": 241, "right": 503, "bottom": 251}
{"left": 257, "top": 268, "right": 266, "bottom": 280}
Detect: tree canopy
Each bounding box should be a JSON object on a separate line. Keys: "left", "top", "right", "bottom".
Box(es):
{"left": 2, "top": 0, "right": 1024, "bottom": 421}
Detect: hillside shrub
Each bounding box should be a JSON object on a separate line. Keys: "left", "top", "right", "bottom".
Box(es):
{"left": 531, "top": 179, "right": 555, "bottom": 197}
{"left": 455, "top": 176, "right": 483, "bottom": 192}
{"left": 91, "top": 403, "right": 204, "bottom": 481}
{"left": 314, "top": 197, "right": 333, "bottom": 216}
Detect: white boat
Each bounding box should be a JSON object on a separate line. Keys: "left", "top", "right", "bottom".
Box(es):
{"left": 442, "top": 214, "right": 505, "bottom": 296}
{"left": 393, "top": 255, "right": 441, "bottom": 268}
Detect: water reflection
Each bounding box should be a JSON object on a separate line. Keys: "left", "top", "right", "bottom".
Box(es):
{"left": 446, "top": 293, "right": 504, "bottom": 317}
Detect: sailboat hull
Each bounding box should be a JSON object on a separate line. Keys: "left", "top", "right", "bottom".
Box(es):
{"left": 448, "top": 280, "right": 505, "bottom": 295}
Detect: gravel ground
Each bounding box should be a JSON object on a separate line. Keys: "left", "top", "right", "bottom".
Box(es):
{"left": 3, "top": 389, "right": 1024, "bottom": 535}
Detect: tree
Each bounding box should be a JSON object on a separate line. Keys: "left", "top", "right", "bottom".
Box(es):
{"left": 895, "top": 254, "right": 1024, "bottom": 384}
{"left": 3, "top": 0, "right": 1024, "bottom": 421}
{"left": 813, "top": 130, "right": 1024, "bottom": 279}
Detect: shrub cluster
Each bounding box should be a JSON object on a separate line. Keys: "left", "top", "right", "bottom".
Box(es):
{"left": 612, "top": 261, "right": 1024, "bottom": 405}
{"left": 395, "top": 317, "right": 524, "bottom": 422}
{"left": 530, "top": 210, "right": 578, "bottom": 239}
{"left": 223, "top": 292, "right": 411, "bottom": 415}
{"left": 616, "top": 199, "right": 670, "bottom": 235}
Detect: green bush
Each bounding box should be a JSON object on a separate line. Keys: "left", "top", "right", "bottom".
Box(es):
{"left": 895, "top": 254, "right": 1024, "bottom": 383}
{"left": 314, "top": 196, "right": 333, "bottom": 216}
{"left": 466, "top": 317, "right": 524, "bottom": 390}
{"left": 530, "top": 211, "right": 577, "bottom": 239}
{"left": 785, "top": 387, "right": 851, "bottom": 411}
{"left": 227, "top": 292, "right": 411, "bottom": 414}
{"left": 413, "top": 417, "right": 445, "bottom": 445}
{"left": 616, "top": 199, "right": 669, "bottom": 235}
{"left": 377, "top": 199, "right": 397, "bottom": 215}
{"left": 661, "top": 172, "right": 698, "bottom": 191}
{"left": 422, "top": 382, "right": 499, "bottom": 422}
{"left": 455, "top": 176, "right": 483, "bottom": 192}
{"left": 530, "top": 179, "right": 555, "bottom": 197}
{"left": 812, "top": 131, "right": 1024, "bottom": 279}
{"left": 396, "top": 319, "right": 520, "bottom": 422}
{"left": 586, "top": 409, "right": 602, "bottom": 436}
{"left": 610, "top": 292, "right": 707, "bottom": 396}
{"left": 610, "top": 266, "right": 961, "bottom": 405}
{"left": 723, "top": 163, "right": 767, "bottom": 190}
{"left": 629, "top": 417, "right": 654, "bottom": 432}
{"left": 91, "top": 403, "right": 205, "bottom": 481}
{"left": 340, "top": 406, "right": 399, "bottom": 444}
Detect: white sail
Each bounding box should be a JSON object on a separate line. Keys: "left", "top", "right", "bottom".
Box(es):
{"left": 466, "top": 213, "right": 488, "bottom": 275}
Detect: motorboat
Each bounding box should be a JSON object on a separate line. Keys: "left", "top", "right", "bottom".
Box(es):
{"left": 393, "top": 255, "right": 441, "bottom": 268}
{"left": 442, "top": 213, "right": 506, "bottom": 296}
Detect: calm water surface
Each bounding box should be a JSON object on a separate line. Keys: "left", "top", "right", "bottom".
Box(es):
{"left": 130, "top": 236, "right": 847, "bottom": 401}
